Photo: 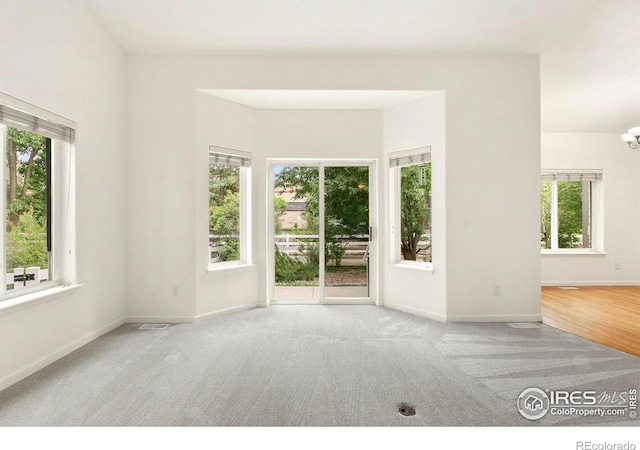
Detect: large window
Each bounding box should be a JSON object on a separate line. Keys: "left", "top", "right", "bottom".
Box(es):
{"left": 390, "top": 147, "right": 432, "bottom": 265}
{"left": 208, "top": 146, "right": 251, "bottom": 267}
{"left": 0, "top": 95, "right": 75, "bottom": 299}
{"left": 540, "top": 171, "right": 602, "bottom": 252}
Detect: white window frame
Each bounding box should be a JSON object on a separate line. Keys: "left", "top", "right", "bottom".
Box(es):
{"left": 208, "top": 145, "right": 252, "bottom": 269}
{"left": 541, "top": 170, "right": 604, "bottom": 254}
{"left": 389, "top": 146, "right": 433, "bottom": 269}
{"left": 0, "top": 92, "right": 76, "bottom": 301}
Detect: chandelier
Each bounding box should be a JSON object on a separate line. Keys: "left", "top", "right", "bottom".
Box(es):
{"left": 621, "top": 126, "right": 640, "bottom": 149}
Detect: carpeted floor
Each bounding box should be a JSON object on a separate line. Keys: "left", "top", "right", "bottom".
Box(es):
{"left": 1, "top": 305, "right": 639, "bottom": 426}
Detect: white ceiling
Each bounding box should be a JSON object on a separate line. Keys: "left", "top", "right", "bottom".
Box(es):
{"left": 84, "top": 0, "right": 640, "bottom": 132}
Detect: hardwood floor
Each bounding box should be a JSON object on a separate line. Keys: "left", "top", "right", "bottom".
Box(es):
{"left": 542, "top": 286, "right": 640, "bottom": 357}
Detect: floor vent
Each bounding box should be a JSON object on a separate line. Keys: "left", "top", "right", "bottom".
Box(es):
{"left": 558, "top": 286, "right": 579, "bottom": 290}
{"left": 398, "top": 403, "right": 416, "bottom": 417}
{"left": 508, "top": 323, "right": 541, "bottom": 329}
{"left": 139, "top": 324, "right": 170, "bottom": 330}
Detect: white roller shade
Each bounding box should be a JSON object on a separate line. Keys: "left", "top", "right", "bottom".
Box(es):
{"left": 0, "top": 103, "right": 75, "bottom": 143}
{"left": 209, "top": 145, "right": 251, "bottom": 167}
{"left": 389, "top": 146, "right": 431, "bottom": 168}
{"left": 541, "top": 171, "right": 602, "bottom": 182}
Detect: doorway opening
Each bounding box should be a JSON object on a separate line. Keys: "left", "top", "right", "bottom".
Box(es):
{"left": 269, "top": 160, "right": 376, "bottom": 305}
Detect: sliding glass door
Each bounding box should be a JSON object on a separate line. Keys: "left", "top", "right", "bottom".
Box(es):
{"left": 271, "top": 161, "right": 374, "bottom": 304}
{"left": 323, "top": 166, "right": 370, "bottom": 300}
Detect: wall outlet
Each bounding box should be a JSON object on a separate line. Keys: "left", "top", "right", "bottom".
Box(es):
{"left": 614, "top": 263, "right": 621, "bottom": 270}
{"left": 493, "top": 285, "right": 502, "bottom": 296}
{"left": 172, "top": 286, "right": 180, "bottom": 296}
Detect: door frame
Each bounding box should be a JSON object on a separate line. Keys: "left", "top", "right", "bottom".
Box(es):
{"left": 267, "top": 158, "right": 378, "bottom": 306}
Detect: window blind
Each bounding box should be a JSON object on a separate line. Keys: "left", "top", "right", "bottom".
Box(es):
{"left": 389, "top": 146, "right": 431, "bottom": 168}
{"left": 541, "top": 171, "right": 602, "bottom": 182}
{"left": 209, "top": 145, "right": 251, "bottom": 167}
{"left": 0, "top": 103, "right": 75, "bottom": 143}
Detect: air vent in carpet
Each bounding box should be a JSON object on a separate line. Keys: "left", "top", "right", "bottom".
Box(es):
{"left": 139, "top": 324, "right": 170, "bottom": 330}
{"left": 398, "top": 403, "right": 416, "bottom": 417}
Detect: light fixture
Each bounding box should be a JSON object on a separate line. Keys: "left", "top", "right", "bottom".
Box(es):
{"left": 621, "top": 126, "right": 640, "bottom": 149}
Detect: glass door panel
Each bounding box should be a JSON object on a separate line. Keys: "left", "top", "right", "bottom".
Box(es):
{"left": 273, "top": 166, "right": 320, "bottom": 301}
{"left": 323, "top": 166, "right": 370, "bottom": 299}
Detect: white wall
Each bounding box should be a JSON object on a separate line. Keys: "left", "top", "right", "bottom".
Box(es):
{"left": 194, "top": 92, "right": 260, "bottom": 318}
{"left": 382, "top": 94, "right": 447, "bottom": 321}
{"left": 0, "top": 0, "right": 126, "bottom": 389}
{"left": 126, "top": 54, "right": 541, "bottom": 323}
{"left": 257, "top": 109, "right": 383, "bottom": 304}
{"left": 541, "top": 133, "right": 640, "bottom": 285}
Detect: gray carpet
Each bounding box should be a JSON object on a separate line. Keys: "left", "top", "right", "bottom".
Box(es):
{"left": 1, "top": 305, "right": 639, "bottom": 426}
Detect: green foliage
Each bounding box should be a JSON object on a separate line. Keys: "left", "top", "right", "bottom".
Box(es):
{"left": 557, "top": 181, "right": 585, "bottom": 248}
{"left": 274, "top": 248, "right": 318, "bottom": 283}
{"left": 540, "top": 181, "right": 588, "bottom": 249}
{"left": 7, "top": 210, "right": 48, "bottom": 270}
{"left": 275, "top": 166, "right": 369, "bottom": 267}
{"left": 209, "top": 164, "right": 240, "bottom": 262}
{"left": 274, "top": 197, "right": 287, "bottom": 234}
{"left": 400, "top": 164, "right": 431, "bottom": 261}
{"left": 6, "top": 128, "right": 48, "bottom": 225}
{"left": 4, "top": 129, "right": 49, "bottom": 275}
{"left": 540, "top": 181, "right": 552, "bottom": 249}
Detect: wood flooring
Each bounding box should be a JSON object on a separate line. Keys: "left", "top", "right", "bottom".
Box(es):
{"left": 541, "top": 286, "right": 640, "bottom": 357}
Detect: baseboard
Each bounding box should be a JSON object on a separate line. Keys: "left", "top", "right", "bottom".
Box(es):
{"left": 383, "top": 302, "right": 447, "bottom": 322}
{"left": 124, "top": 315, "right": 196, "bottom": 324}
{"left": 194, "top": 302, "right": 260, "bottom": 322}
{"left": 446, "top": 313, "right": 543, "bottom": 322}
{"left": 542, "top": 281, "right": 640, "bottom": 287}
{"left": 0, "top": 316, "right": 125, "bottom": 392}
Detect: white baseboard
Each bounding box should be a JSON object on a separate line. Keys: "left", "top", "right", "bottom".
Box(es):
{"left": 384, "top": 302, "right": 447, "bottom": 322}
{"left": 542, "top": 281, "right": 640, "bottom": 287}
{"left": 446, "top": 313, "right": 543, "bottom": 323}
{"left": 124, "top": 315, "right": 196, "bottom": 324}
{"left": 0, "top": 317, "right": 125, "bottom": 392}
{"left": 195, "top": 302, "right": 260, "bottom": 321}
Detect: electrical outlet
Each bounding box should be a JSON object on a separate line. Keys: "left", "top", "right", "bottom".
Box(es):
{"left": 172, "top": 286, "right": 180, "bottom": 296}
{"left": 493, "top": 285, "right": 502, "bottom": 296}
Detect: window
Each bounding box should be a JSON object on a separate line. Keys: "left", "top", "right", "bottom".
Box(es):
{"left": 208, "top": 146, "right": 251, "bottom": 266}
{"left": 0, "top": 94, "right": 75, "bottom": 299}
{"left": 540, "top": 171, "right": 602, "bottom": 252}
{"left": 389, "top": 146, "right": 432, "bottom": 265}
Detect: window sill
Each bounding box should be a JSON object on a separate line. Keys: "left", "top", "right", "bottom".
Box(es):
{"left": 541, "top": 251, "right": 606, "bottom": 256}
{"left": 207, "top": 263, "right": 256, "bottom": 275}
{"left": 388, "top": 262, "right": 435, "bottom": 274}
{"left": 0, "top": 284, "right": 82, "bottom": 316}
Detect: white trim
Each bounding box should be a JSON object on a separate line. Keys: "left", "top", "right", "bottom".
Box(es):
{"left": 124, "top": 315, "right": 196, "bottom": 324}
{"left": 541, "top": 281, "right": 640, "bottom": 287}
{"left": 390, "top": 261, "right": 435, "bottom": 273}
{"left": 195, "top": 302, "right": 260, "bottom": 321}
{"left": 0, "top": 316, "right": 123, "bottom": 391}
{"left": 0, "top": 284, "right": 82, "bottom": 316}
{"left": 321, "top": 298, "right": 375, "bottom": 305}
{"left": 541, "top": 251, "right": 606, "bottom": 256}
{"left": 207, "top": 263, "right": 256, "bottom": 274}
{"left": 383, "top": 303, "right": 447, "bottom": 322}
{"left": 446, "top": 313, "right": 544, "bottom": 323}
